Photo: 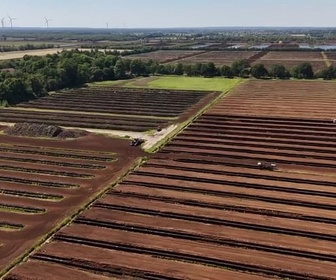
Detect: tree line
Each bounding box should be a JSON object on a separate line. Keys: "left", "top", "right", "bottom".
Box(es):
{"left": 124, "top": 58, "right": 336, "bottom": 80}
{"left": 1, "top": 49, "right": 336, "bottom": 106}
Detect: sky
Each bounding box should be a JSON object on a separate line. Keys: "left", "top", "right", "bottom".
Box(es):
{"left": 0, "top": 0, "right": 335, "bottom": 28}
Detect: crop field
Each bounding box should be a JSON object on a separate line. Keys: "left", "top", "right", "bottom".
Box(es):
{"left": 175, "top": 50, "right": 260, "bottom": 65}
{"left": 0, "top": 87, "right": 216, "bottom": 132}
{"left": 6, "top": 79, "right": 336, "bottom": 279}
{"left": 0, "top": 131, "right": 144, "bottom": 274}
{"left": 124, "top": 50, "right": 205, "bottom": 63}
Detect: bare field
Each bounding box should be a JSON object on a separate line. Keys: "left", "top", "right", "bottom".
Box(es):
{"left": 124, "top": 50, "right": 205, "bottom": 63}
{"left": 0, "top": 87, "right": 216, "bottom": 132}
{"left": 0, "top": 48, "right": 63, "bottom": 60}
{"left": 212, "top": 80, "right": 336, "bottom": 119}
{"left": 0, "top": 132, "right": 144, "bottom": 274}
{"left": 252, "top": 59, "right": 327, "bottom": 71}
{"left": 254, "top": 51, "right": 328, "bottom": 71}
{"left": 259, "top": 51, "right": 325, "bottom": 60}
{"left": 176, "top": 50, "right": 259, "bottom": 65}
{"left": 7, "top": 80, "right": 336, "bottom": 279}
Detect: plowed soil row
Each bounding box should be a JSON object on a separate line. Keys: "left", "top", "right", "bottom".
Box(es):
{"left": 0, "top": 109, "right": 168, "bottom": 124}
{"left": 15, "top": 104, "right": 185, "bottom": 117}
{"left": 0, "top": 145, "right": 115, "bottom": 162}
{"left": 0, "top": 115, "right": 163, "bottom": 132}
{"left": 0, "top": 132, "right": 144, "bottom": 273}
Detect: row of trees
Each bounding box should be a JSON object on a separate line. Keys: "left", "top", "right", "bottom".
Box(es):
{"left": 0, "top": 50, "right": 128, "bottom": 104}
{"left": 1, "top": 49, "right": 336, "bottom": 106}
{"left": 125, "top": 58, "right": 336, "bottom": 80}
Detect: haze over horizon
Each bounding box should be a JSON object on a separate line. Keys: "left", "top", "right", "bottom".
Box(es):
{"left": 0, "top": 0, "right": 335, "bottom": 29}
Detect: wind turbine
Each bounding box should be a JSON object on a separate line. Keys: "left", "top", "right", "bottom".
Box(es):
{"left": 7, "top": 14, "right": 16, "bottom": 28}
{"left": 1, "top": 17, "right": 5, "bottom": 28}
{"left": 106, "top": 22, "right": 109, "bottom": 29}
{"left": 44, "top": 17, "right": 51, "bottom": 28}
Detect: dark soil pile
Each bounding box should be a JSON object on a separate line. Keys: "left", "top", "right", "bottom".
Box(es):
{"left": 4, "top": 123, "right": 89, "bottom": 139}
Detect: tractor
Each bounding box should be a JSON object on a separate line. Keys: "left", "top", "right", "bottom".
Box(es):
{"left": 257, "top": 161, "right": 277, "bottom": 171}
{"left": 130, "top": 137, "right": 145, "bottom": 147}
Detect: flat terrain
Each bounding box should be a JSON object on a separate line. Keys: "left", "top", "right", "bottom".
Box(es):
{"left": 175, "top": 50, "right": 259, "bottom": 65}
{"left": 124, "top": 50, "right": 205, "bottom": 63}
{"left": 91, "top": 76, "right": 242, "bottom": 92}
{"left": 254, "top": 51, "right": 328, "bottom": 72}
{"left": 0, "top": 87, "right": 217, "bottom": 132}
{"left": 124, "top": 49, "right": 336, "bottom": 71}
{"left": 325, "top": 52, "right": 336, "bottom": 66}
{"left": 7, "top": 80, "right": 336, "bottom": 279}
{"left": 214, "top": 79, "right": 336, "bottom": 119}
{"left": 260, "top": 51, "right": 324, "bottom": 60}
{"left": 0, "top": 48, "right": 63, "bottom": 60}
{"left": 0, "top": 131, "right": 144, "bottom": 274}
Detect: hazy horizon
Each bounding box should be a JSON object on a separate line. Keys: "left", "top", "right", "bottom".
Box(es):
{"left": 0, "top": 0, "right": 335, "bottom": 29}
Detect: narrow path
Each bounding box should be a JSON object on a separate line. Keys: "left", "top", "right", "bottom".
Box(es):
{"left": 321, "top": 51, "right": 332, "bottom": 67}
{"left": 5, "top": 107, "right": 175, "bottom": 120}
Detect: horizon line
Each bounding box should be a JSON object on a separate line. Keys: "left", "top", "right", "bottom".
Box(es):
{"left": 0, "top": 25, "right": 336, "bottom": 30}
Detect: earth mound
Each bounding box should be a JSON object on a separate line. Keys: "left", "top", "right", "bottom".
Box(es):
{"left": 4, "top": 123, "right": 89, "bottom": 139}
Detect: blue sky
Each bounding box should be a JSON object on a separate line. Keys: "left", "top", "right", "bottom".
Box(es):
{"left": 0, "top": 0, "right": 335, "bottom": 28}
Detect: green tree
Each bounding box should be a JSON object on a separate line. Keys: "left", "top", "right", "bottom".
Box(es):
{"left": 1, "top": 78, "right": 31, "bottom": 104}
{"left": 291, "top": 62, "right": 314, "bottom": 79}
{"left": 90, "top": 67, "right": 104, "bottom": 82}
{"left": 231, "top": 59, "right": 250, "bottom": 77}
{"left": 201, "top": 62, "right": 218, "bottom": 77}
{"left": 183, "top": 64, "right": 196, "bottom": 76}
{"left": 315, "top": 66, "right": 336, "bottom": 80}
{"left": 114, "top": 60, "right": 126, "bottom": 79}
{"left": 250, "top": 63, "right": 268, "bottom": 78}
{"left": 269, "top": 64, "right": 290, "bottom": 79}
{"left": 220, "top": 65, "right": 233, "bottom": 77}
{"left": 102, "top": 67, "right": 115, "bottom": 80}
{"left": 172, "top": 63, "right": 184, "bottom": 75}
{"left": 27, "top": 74, "right": 46, "bottom": 97}
{"left": 193, "top": 63, "right": 203, "bottom": 76}
{"left": 46, "top": 78, "right": 59, "bottom": 91}
{"left": 130, "top": 59, "right": 147, "bottom": 76}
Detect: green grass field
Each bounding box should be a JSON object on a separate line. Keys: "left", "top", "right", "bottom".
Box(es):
{"left": 90, "top": 76, "right": 242, "bottom": 92}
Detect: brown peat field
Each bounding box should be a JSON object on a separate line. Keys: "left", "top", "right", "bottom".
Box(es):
{"left": 4, "top": 78, "right": 336, "bottom": 279}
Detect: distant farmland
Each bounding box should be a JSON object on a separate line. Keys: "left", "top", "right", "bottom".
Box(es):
{"left": 0, "top": 48, "right": 62, "bottom": 60}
